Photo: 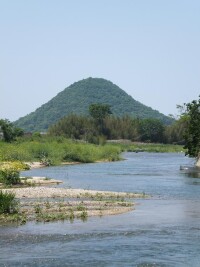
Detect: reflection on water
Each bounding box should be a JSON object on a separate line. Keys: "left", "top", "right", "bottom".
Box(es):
{"left": 1, "top": 153, "right": 200, "bottom": 267}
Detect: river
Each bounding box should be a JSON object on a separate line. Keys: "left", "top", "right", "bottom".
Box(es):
{"left": 0, "top": 152, "right": 200, "bottom": 267}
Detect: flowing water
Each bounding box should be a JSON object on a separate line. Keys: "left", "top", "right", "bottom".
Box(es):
{"left": 1, "top": 152, "right": 200, "bottom": 267}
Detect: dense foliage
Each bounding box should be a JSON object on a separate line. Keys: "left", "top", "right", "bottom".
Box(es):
{"left": 49, "top": 114, "right": 184, "bottom": 144}
{"left": 89, "top": 103, "right": 112, "bottom": 122}
{"left": 0, "top": 136, "right": 121, "bottom": 164}
{"left": 14, "top": 77, "right": 174, "bottom": 132}
{"left": 0, "top": 119, "right": 24, "bottom": 142}
{"left": 139, "top": 118, "right": 164, "bottom": 143}
{"left": 164, "top": 115, "right": 187, "bottom": 145}
{"left": 0, "top": 191, "right": 19, "bottom": 214}
{"left": 0, "top": 168, "right": 20, "bottom": 185}
{"left": 48, "top": 110, "right": 186, "bottom": 145}
{"left": 183, "top": 97, "right": 200, "bottom": 158}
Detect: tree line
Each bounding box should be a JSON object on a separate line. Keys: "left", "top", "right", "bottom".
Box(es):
{"left": 1, "top": 97, "right": 199, "bottom": 162}
{"left": 48, "top": 104, "right": 186, "bottom": 145}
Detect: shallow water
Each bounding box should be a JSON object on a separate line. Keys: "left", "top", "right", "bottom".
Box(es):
{"left": 1, "top": 152, "right": 200, "bottom": 267}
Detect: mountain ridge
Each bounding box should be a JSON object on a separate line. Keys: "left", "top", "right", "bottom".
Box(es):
{"left": 14, "top": 77, "right": 173, "bottom": 132}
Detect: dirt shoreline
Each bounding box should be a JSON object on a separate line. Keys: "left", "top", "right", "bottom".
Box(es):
{"left": 25, "top": 161, "right": 83, "bottom": 170}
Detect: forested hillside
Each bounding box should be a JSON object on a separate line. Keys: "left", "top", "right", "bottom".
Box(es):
{"left": 14, "top": 78, "right": 173, "bottom": 132}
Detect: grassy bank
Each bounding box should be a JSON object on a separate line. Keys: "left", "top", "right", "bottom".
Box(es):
{"left": 0, "top": 136, "right": 121, "bottom": 165}
{"left": 0, "top": 137, "right": 184, "bottom": 168}
{"left": 110, "top": 142, "right": 184, "bottom": 153}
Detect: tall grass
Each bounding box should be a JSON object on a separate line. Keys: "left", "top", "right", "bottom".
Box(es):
{"left": 0, "top": 137, "right": 184, "bottom": 167}
{"left": 0, "top": 191, "right": 19, "bottom": 214}
{"left": 0, "top": 137, "right": 121, "bottom": 164}
{"left": 0, "top": 169, "right": 20, "bottom": 185}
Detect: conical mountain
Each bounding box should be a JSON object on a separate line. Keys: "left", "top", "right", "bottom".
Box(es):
{"left": 14, "top": 77, "right": 173, "bottom": 132}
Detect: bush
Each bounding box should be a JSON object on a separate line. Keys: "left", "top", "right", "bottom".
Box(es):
{"left": 0, "top": 169, "right": 20, "bottom": 185}
{"left": 63, "top": 145, "right": 93, "bottom": 163}
{"left": 0, "top": 191, "right": 19, "bottom": 214}
{"left": 0, "top": 143, "right": 32, "bottom": 162}
{"left": 0, "top": 161, "right": 29, "bottom": 171}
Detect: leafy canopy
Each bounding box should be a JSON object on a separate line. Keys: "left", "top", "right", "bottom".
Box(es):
{"left": 89, "top": 103, "right": 112, "bottom": 122}
{"left": 49, "top": 113, "right": 182, "bottom": 144}
{"left": 0, "top": 119, "right": 24, "bottom": 142}
{"left": 139, "top": 118, "right": 165, "bottom": 143}
{"left": 183, "top": 96, "right": 200, "bottom": 158}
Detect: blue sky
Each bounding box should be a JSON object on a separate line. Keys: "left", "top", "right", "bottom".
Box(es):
{"left": 1, "top": 0, "right": 200, "bottom": 121}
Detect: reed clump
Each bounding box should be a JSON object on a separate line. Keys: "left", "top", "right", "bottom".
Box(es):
{"left": 0, "top": 168, "right": 20, "bottom": 185}
{"left": 0, "top": 190, "right": 19, "bottom": 214}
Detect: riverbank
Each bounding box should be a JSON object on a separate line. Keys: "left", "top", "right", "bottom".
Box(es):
{"left": 0, "top": 138, "right": 122, "bottom": 165}
{"left": 0, "top": 137, "right": 184, "bottom": 168}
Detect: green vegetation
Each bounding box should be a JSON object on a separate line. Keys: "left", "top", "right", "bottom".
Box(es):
{"left": 0, "top": 168, "right": 20, "bottom": 185}
{"left": 14, "top": 77, "right": 174, "bottom": 132}
{"left": 0, "top": 191, "right": 19, "bottom": 214}
{"left": 0, "top": 136, "right": 121, "bottom": 165}
{"left": 139, "top": 118, "right": 164, "bottom": 143}
{"left": 0, "top": 119, "right": 24, "bottom": 142}
{"left": 0, "top": 213, "right": 27, "bottom": 225}
{"left": 89, "top": 103, "right": 112, "bottom": 122}
{"left": 49, "top": 113, "right": 184, "bottom": 145}
{"left": 0, "top": 136, "right": 183, "bottom": 171}
{"left": 182, "top": 96, "right": 200, "bottom": 158}
{"left": 0, "top": 162, "right": 29, "bottom": 186}
{"left": 164, "top": 114, "right": 187, "bottom": 145}
{"left": 33, "top": 203, "right": 89, "bottom": 223}
{"left": 115, "top": 142, "right": 184, "bottom": 153}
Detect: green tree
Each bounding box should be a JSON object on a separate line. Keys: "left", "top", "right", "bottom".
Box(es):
{"left": 0, "top": 119, "right": 24, "bottom": 142}
{"left": 89, "top": 103, "right": 112, "bottom": 122}
{"left": 139, "top": 118, "right": 165, "bottom": 143}
{"left": 104, "top": 115, "right": 139, "bottom": 140}
{"left": 48, "top": 114, "right": 98, "bottom": 142}
{"left": 164, "top": 116, "right": 188, "bottom": 144}
{"left": 89, "top": 103, "right": 112, "bottom": 136}
{"left": 183, "top": 97, "right": 200, "bottom": 158}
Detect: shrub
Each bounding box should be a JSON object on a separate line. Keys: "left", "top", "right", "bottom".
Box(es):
{"left": 0, "top": 161, "right": 29, "bottom": 171}
{"left": 0, "top": 191, "right": 19, "bottom": 214}
{"left": 0, "top": 168, "right": 20, "bottom": 185}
